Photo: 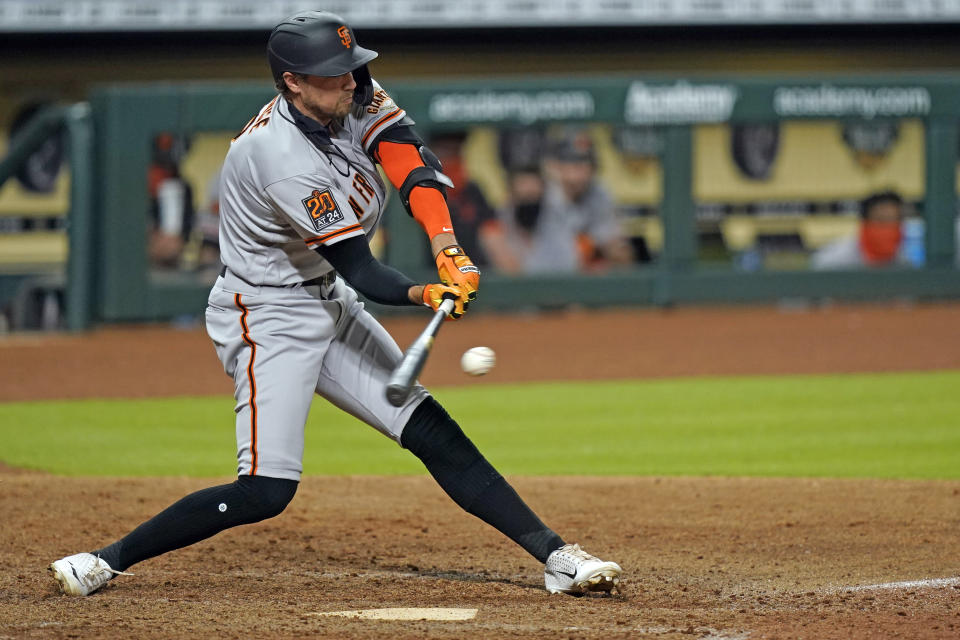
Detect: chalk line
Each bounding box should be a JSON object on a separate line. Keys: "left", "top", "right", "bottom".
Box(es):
{"left": 839, "top": 576, "right": 960, "bottom": 592}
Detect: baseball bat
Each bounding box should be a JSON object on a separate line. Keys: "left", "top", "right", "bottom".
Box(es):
{"left": 385, "top": 297, "right": 456, "bottom": 407}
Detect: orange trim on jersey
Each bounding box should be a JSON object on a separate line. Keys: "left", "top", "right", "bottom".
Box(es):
{"left": 361, "top": 109, "right": 405, "bottom": 148}
{"left": 235, "top": 293, "right": 259, "bottom": 476}
{"left": 304, "top": 223, "right": 363, "bottom": 248}
{"left": 234, "top": 95, "right": 280, "bottom": 141}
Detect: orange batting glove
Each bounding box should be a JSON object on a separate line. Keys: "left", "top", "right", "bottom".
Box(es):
{"left": 435, "top": 245, "right": 480, "bottom": 301}
{"left": 422, "top": 283, "right": 468, "bottom": 320}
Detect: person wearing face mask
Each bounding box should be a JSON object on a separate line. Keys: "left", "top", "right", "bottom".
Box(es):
{"left": 811, "top": 191, "right": 911, "bottom": 270}
{"left": 483, "top": 166, "right": 548, "bottom": 274}
{"left": 490, "top": 131, "right": 633, "bottom": 275}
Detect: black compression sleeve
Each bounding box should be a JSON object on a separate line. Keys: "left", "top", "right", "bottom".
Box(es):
{"left": 314, "top": 235, "right": 418, "bottom": 306}
{"left": 401, "top": 397, "right": 565, "bottom": 562}
{"left": 95, "top": 475, "right": 297, "bottom": 572}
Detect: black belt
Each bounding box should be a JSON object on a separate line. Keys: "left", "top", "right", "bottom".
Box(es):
{"left": 219, "top": 265, "right": 335, "bottom": 288}
{"left": 302, "top": 272, "right": 336, "bottom": 287}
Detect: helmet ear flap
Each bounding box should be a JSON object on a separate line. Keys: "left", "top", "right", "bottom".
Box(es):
{"left": 352, "top": 64, "right": 374, "bottom": 106}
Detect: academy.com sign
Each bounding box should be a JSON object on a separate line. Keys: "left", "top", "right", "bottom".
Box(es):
{"left": 429, "top": 90, "right": 595, "bottom": 124}
{"left": 774, "top": 85, "right": 931, "bottom": 118}
{"left": 624, "top": 81, "right": 738, "bottom": 124}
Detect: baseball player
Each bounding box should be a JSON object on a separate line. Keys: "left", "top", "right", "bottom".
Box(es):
{"left": 49, "top": 11, "right": 622, "bottom": 598}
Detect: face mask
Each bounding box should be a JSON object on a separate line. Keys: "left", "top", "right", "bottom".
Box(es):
{"left": 514, "top": 202, "right": 541, "bottom": 232}
{"left": 859, "top": 221, "right": 903, "bottom": 264}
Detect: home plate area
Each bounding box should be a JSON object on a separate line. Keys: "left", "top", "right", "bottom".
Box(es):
{"left": 309, "top": 607, "right": 478, "bottom": 621}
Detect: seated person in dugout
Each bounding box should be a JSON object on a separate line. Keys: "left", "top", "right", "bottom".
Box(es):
{"left": 811, "top": 190, "right": 910, "bottom": 270}
{"left": 147, "top": 132, "right": 195, "bottom": 269}
{"left": 484, "top": 166, "right": 547, "bottom": 274}
{"left": 490, "top": 130, "right": 633, "bottom": 275}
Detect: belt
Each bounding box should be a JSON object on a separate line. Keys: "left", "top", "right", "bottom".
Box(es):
{"left": 302, "top": 272, "right": 336, "bottom": 288}
{"left": 219, "top": 265, "right": 335, "bottom": 288}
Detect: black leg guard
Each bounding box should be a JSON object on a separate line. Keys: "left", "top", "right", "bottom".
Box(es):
{"left": 95, "top": 475, "right": 297, "bottom": 572}
{"left": 401, "top": 397, "right": 564, "bottom": 563}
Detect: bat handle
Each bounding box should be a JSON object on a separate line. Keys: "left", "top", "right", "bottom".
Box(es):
{"left": 421, "top": 297, "right": 456, "bottom": 337}
{"left": 384, "top": 297, "right": 457, "bottom": 406}
{"left": 438, "top": 297, "right": 456, "bottom": 315}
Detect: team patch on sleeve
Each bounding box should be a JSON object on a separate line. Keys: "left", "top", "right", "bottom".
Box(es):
{"left": 366, "top": 89, "right": 395, "bottom": 115}
{"left": 301, "top": 188, "right": 345, "bottom": 232}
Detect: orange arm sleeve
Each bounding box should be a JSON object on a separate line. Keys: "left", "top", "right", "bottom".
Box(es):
{"left": 375, "top": 141, "right": 453, "bottom": 240}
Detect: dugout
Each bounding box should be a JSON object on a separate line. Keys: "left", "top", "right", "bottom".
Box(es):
{"left": 3, "top": 73, "right": 960, "bottom": 329}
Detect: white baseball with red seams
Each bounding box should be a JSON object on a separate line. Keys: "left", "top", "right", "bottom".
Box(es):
{"left": 460, "top": 346, "right": 495, "bottom": 376}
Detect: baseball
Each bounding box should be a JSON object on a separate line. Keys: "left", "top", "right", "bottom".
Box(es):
{"left": 460, "top": 346, "right": 496, "bottom": 376}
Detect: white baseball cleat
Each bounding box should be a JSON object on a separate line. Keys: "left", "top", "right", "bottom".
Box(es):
{"left": 49, "top": 553, "right": 128, "bottom": 596}
{"left": 544, "top": 543, "right": 622, "bottom": 595}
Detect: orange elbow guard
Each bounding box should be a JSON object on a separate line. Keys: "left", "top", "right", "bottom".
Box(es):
{"left": 375, "top": 140, "right": 454, "bottom": 239}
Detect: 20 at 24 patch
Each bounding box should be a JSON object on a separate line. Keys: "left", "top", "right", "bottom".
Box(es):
{"left": 302, "top": 188, "right": 344, "bottom": 232}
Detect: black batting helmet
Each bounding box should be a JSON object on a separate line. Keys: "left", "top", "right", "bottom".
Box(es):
{"left": 267, "top": 11, "right": 378, "bottom": 105}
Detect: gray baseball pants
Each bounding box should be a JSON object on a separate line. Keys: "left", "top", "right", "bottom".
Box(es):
{"left": 205, "top": 270, "right": 429, "bottom": 480}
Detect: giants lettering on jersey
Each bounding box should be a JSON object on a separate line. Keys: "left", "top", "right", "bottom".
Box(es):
{"left": 366, "top": 90, "right": 393, "bottom": 115}
{"left": 302, "top": 189, "right": 344, "bottom": 232}
{"left": 347, "top": 171, "right": 377, "bottom": 220}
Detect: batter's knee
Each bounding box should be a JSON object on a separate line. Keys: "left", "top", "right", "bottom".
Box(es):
{"left": 401, "top": 397, "right": 501, "bottom": 510}
{"left": 400, "top": 396, "right": 462, "bottom": 459}
{"left": 236, "top": 474, "right": 298, "bottom": 521}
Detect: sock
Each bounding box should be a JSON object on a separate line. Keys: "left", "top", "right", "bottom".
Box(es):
{"left": 401, "top": 397, "right": 565, "bottom": 563}
{"left": 95, "top": 475, "right": 297, "bottom": 572}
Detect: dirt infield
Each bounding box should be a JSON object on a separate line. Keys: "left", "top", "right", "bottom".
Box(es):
{"left": 1, "top": 302, "right": 959, "bottom": 638}
{"left": 2, "top": 472, "right": 958, "bottom": 639}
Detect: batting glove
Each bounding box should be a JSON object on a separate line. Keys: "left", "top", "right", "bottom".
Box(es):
{"left": 422, "top": 283, "right": 468, "bottom": 319}
{"left": 435, "top": 244, "right": 480, "bottom": 301}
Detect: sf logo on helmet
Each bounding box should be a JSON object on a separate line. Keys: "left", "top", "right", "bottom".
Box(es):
{"left": 337, "top": 26, "right": 351, "bottom": 48}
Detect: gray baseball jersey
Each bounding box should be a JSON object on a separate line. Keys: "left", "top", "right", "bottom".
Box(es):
{"left": 206, "top": 82, "right": 428, "bottom": 481}
{"left": 218, "top": 81, "right": 404, "bottom": 286}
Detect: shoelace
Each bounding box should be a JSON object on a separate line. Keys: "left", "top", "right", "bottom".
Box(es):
{"left": 85, "top": 556, "right": 134, "bottom": 584}
{"left": 561, "top": 544, "right": 599, "bottom": 563}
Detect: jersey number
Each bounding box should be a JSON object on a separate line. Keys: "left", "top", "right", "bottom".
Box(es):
{"left": 302, "top": 188, "right": 345, "bottom": 232}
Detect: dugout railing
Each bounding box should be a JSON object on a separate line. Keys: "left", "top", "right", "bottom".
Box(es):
{"left": 12, "top": 74, "right": 960, "bottom": 329}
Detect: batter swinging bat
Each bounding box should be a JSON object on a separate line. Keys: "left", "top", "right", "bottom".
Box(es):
{"left": 386, "top": 298, "right": 456, "bottom": 406}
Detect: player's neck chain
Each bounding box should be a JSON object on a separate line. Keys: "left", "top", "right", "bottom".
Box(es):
{"left": 283, "top": 100, "right": 359, "bottom": 179}
{"left": 283, "top": 99, "right": 336, "bottom": 148}
{"left": 284, "top": 100, "right": 384, "bottom": 215}
{"left": 278, "top": 100, "right": 346, "bottom": 174}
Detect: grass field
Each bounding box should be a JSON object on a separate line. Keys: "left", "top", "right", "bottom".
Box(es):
{"left": 1, "top": 369, "right": 958, "bottom": 479}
